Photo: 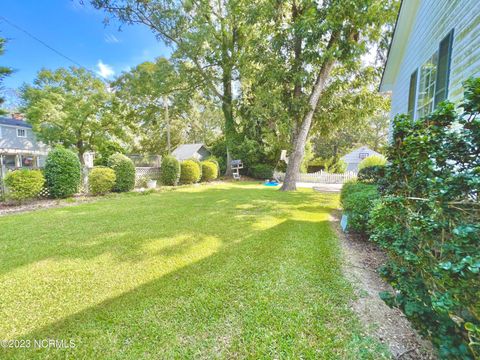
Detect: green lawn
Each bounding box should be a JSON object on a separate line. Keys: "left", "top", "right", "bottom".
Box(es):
{"left": 0, "top": 183, "right": 387, "bottom": 359}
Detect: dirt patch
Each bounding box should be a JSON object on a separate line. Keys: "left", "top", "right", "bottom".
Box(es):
{"left": 330, "top": 211, "right": 437, "bottom": 359}
{"left": 0, "top": 196, "right": 96, "bottom": 217}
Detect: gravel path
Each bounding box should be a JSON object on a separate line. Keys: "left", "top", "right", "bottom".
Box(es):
{"left": 330, "top": 211, "right": 437, "bottom": 359}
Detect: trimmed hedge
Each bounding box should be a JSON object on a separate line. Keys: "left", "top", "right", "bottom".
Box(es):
{"left": 189, "top": 158, "right": 202, "bottom": 180}
{"left": 180, "top": 160, "right": 201, "bottom": 184}
{"left": 340, "top": 180, "right": 379, "bottom": 234}
{"left": 107, "top": 153, "right": 135, "bottom": 192}
{"left": 358, "top": 155, "right": 386, "bottom": 171}
{"left": 88, "top": 167, "right": 116, "bottom": 195}
{"left": 250, "top": 164, "right": 274, "bottom": 179}
{"left": 160, "top": 155, "right": 180, "bottom": 186}
{"left": 201, "top": 161, "right": 218, "bottom": 182}
{"left": 4, "top": 169, "right": 45, "bottom": 201}
{"left": 44, "top": 147, "right": 81, "bottom": 198}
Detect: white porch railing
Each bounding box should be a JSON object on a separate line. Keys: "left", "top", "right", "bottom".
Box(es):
{"left": 274, "top": 170, "right": 357, "bottom": 184}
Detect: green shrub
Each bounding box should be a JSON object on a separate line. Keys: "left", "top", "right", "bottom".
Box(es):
{"left": 180, "top": 160, "right": 201, "bottom": 184}
{"left": 250, "top": 164, "right": 274, "bottom": 179}
{"left": 201, "top": 161, "right": 218, "bottom": 182}
{"left": 358, "top": 155, "right": 387, "bottom": 170}
{"left": 357, "top": 164, "right": 386, "bottom": 185}
{"left": 88, "top": 167, "right": 116, "bottom": 195}
{"left": 206, "top": 157, "right": 220, "bottom": 177}
{"left": 189, "top": 158, "right": 202, "bottom": 179}
{"left": 44, "top": 147, "right": 81, "bottom": 198}
{"left": 340, "top": 180, "right": 379, "bottom": 234}
{"left": 369, "top": 79, "right": 480, "bottom": 358}
{"left": 107, "top": 153, "right": 135, "bottom": 192}
{"left": 4, "top": 169, "right": 45, "bottom": 201}
{"left": 160, "top": 155, "right": 180, "bottom": 186}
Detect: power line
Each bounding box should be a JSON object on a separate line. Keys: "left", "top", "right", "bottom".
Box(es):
{"left": 0, "top": 15, "right": 100, "bottom": 78}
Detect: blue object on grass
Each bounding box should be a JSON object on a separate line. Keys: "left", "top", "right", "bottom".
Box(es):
{"left": 264, "top": 180, "right": 279, "bottom": 186}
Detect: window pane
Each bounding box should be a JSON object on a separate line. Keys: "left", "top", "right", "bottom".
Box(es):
{"left": 3, "top": 155, "right": 16, "bottom": 168}
{"left": 417, "top": 52, "right": 438, "bottom": 119}
{"left": 22, "top": 156, "right": 35, "bottom": 167}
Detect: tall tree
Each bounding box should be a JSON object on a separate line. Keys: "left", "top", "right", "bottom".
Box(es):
{"left": 0, "top": 37, "right": 13, "bottom": 115}
{"left": 244, "top": 0, "right": 398, "bottom": 190}
{"left": 92, "top": 0, "right": 250, "bottom": 175}
{"left": 21, "top": 67, "right": 127, "bottom": 164}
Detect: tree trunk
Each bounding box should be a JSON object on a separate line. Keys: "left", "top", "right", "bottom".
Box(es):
{"left": 77, "top": 141, "right": 85, "bottom": 166}
{"left": 280, "top": 60, "right": 335, "bottom": 191}
{"left": 164, "top": 96, "right": 171, "bottom": 154}
{"left": 222, "top": 64, "right": 235, "bottom": 177}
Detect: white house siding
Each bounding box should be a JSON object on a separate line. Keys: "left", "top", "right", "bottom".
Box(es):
{"left": 390, "top": 0, "right": 480, "bottom": 118}
{"left": 341, "top": 146, "right": 382, "bottom": 172}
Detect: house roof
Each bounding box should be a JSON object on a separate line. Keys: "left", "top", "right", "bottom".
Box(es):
{"left": 380, "top": 0, "right": 421, "bottom": 92}
{"left": 0, "top": 117, "right": 33, "bottom": 128}
{"left": 171, "top": 143, "right": 208, "bottom": 160}
{"left": 341, "top": 146, "right": 382, "bottom": 161}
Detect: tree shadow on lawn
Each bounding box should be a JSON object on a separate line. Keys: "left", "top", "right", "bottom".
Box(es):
{"left": 0, "top": 186, "right": 338, "bottom": 276}
{"left": 5, "top": 218, "right": 376, "bottom": 360}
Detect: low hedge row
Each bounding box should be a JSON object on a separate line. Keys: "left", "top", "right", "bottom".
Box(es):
{"left": 4, "top": 169, "right": 45, "bottom": 201}
{"left": 160, "top": 156, "right": 218, "bottom": 186}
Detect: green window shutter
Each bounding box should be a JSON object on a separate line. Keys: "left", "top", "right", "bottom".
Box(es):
{"left": 408, "top": 70, "right": 418, "bottom": 119}
{"left": 434, "top": 29, "right": 454, "bottom": 107}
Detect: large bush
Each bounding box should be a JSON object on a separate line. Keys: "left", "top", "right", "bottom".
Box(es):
{"left": 201, "top": 161, "right": 218, "bottom": 182}
{"left": 250, "top": 164, "right": 274, "bottom": 179}
{"left": 44, "top": 147, "right": 81, "bottom": 198}
{"left": 369, "top": 78, "right": 480, "bottom": 358}
{"left": 4, "top": 169, "right": 45, "bottom": 201}
{"left": 107, "top": 153, "right": 135, "bottom": 192}
{"left": 358, "top": 155, "right": 387, "bottom": 171}
{"left": 160, "top": 155, "right": 180, "bottom": 186}
{"left": 340, "top": 180, "right": 379, "bottom": 234}
{"left": 88, "top": 167, "right": 116, "bottom": 195}
{"left": 180, "top": 160, "right": 201, "bottom": 184}
{"left": 357, "top": 164, "right": 386, "bottom": 185}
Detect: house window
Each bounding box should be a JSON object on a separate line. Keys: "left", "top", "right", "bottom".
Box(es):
{"left": 412, "top": 29, "right": 454, "bottom": 120}
{"left": 3, "top": 155, "right": 16, "bottom": 168}
{"left": 17, "top": 128, "right": 27, "bottom": 138}
{"left": 359, "top": 152, "right": 369, "bottom": 159}
{"left": 22, "top": 156, "right": 35, "bottom": 167}
{"left": 417, "top": 52, "right": 438, "bottom": 119}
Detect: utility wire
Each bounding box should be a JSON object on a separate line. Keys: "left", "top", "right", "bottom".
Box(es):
{"left": 0, "top": 15, "right": 100, "bottom": 78}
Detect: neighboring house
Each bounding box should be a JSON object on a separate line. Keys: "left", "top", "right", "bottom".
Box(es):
{"left": 0, "top": 116, "right": 49, "bottom": 170}
{"left": 341, "top": 146, "right": 382, "bottom": 172}
{"left": 380, "top": 0, "right": 480, "bottom": 122}
{"left": 172, "top": 143, "right": 210, "bottom": 161}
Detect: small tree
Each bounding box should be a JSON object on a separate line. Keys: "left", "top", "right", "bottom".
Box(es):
{"left": 44, "top": 147, "right": 81, "bottom": 198}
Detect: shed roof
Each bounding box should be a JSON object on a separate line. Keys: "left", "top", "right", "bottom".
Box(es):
{"left": 341, "top": 146, "right": 382, "bottom": 162}
{"left": 171, "top": 143, "right": 208, "bottom": 160}
{"left": 0, "top": 117, "right": 33, "bottom": 128}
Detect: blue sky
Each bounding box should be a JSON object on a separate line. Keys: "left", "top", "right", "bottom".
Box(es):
{"left": 0, "top": 0, "right": 171, "bottom": 90}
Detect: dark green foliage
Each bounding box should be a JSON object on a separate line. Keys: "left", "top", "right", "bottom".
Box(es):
{"left": 107, "top": 153, "right": 135, "bottom": 192}
{"left": 250, "top": 164, "right": 274, "bottom": 179}
{"left": 340, "top": 180, "right": 379, "bottom": 234}
{"left": 201, "top": 161, "right": 218, "bottom": 182}
{"left": 44, "top": 147, "right": 81, "bottom": 198}
{"left": 309, "top": 157, "right": 347, "bottom": 173}
{"left": 180, "top": 160, "right": 201, "bottom": 184}
{"left": 88, "top": 167, "right": 116, "bottom": 195}
{"left": 370, "top": 79, "right": 480, "bottom": 359}
{"left": 4, "top": 169, "right": 45, "bottom": 201}
{"left": 357, "top": 165, "right": 386, "bottom": 186}
{"left": 160, "top": 155, "right": 180, "bottom": 186}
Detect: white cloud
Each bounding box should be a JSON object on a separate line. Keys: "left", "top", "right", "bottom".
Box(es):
{"left": 96, "top": 60, "right": 115, "bottom": 78}
{"left": 104, "top": 34, "right": 120, "bottom": 43}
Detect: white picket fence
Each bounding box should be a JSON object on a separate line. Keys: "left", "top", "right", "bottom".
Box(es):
{"left": 274, "top": 170, "right": 357, "bottom": 184}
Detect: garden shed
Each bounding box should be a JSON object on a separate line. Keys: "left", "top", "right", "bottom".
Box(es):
{"left": 172, "top": 143, "right": 210, "bottom": 161}
{"left": 341, "top": 146, "right": 382, "bottom": 172}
